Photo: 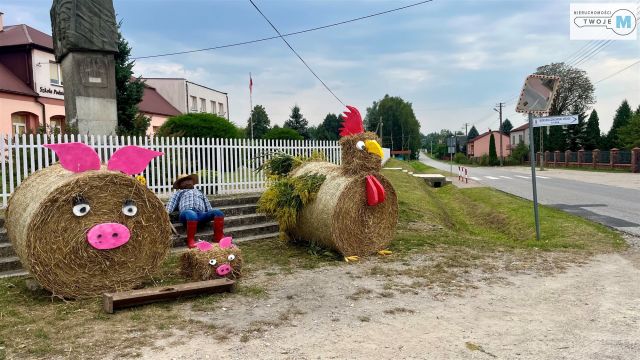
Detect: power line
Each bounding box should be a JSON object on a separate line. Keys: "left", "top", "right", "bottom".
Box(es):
{"left": 133, "top": 0, "right": 434, "bottom": 60}
{"left": 248, "top": 0, "right": 345, "bottom": 106}
{"left": 594, "top": 59, "right": 640, "bottom": 84}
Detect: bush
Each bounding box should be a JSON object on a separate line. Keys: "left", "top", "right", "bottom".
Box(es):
{"left": 510, "top": 142, "right": 529, "bottom": 164}
{"left": 453, "top": 152, "right": 469, "bottom": 164}
{"left": 478, "top": 154, "right": 490, "bottom": 166}
{"left": 156, "top": 113, "right": 238, "bottom": 138}
{"left": 264, "top": 127, "right": 304, "bottom": 140}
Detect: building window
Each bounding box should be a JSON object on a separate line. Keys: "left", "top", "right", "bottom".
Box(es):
{"left": 49, "top": 61, "right": 62, "bottom": 85}
{"left": 200, "top": 98, "right": 206, "bottom": 112}
{"left": 218, "top": 102, "right": 224, "bottom": 116}
{"left": 519, "top": 134, "right": 523, "bottom": 143}
{"left": 210, "top": 101, "right": 216, "bottom": 114}
{"left": 11, "top": 114, "right": 27, "bottom": 135}
{"left": 190, "top": 96, "right": 197, "bottom": 111}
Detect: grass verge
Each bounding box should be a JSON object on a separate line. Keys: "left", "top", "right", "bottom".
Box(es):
{"left": 0, "top": 158, "right": 625, "bottom": 359}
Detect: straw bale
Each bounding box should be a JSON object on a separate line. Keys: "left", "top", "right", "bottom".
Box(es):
{"left": 289, "top": 161, "right": 398, "bottom": 256}
{"left": 6, "top": 164, "right": 171, "bottom": 299}
{"left": 179, "top": 245, "right": 243, "bottom": 281}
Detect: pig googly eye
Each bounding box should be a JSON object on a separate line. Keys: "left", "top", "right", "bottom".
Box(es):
{"left": 208, "top": 259, "right": 217, "bottom": 266}
{"left": 227, "top": 254, "right": 236, "bottom": 261}
{"left": 356, "top": 141, "right": 365, "bottom": 151}
{"left": 122, "top": 200, "right": 138, "bottom": 217}
{"left": 72, "top": 195, "right": 90, "bottom": 217}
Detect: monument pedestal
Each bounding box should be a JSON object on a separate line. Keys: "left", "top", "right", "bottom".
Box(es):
{"left": 61, "top": 52, "right": 117, "bottom": 135}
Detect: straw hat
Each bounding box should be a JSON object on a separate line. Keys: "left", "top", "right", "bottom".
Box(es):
{"left": 172, "top": 174, "right": 199, "bottom": 189}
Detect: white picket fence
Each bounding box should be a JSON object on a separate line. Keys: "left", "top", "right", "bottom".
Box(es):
{"left": 0, "top": 133, "right": 342, "bottom": 208}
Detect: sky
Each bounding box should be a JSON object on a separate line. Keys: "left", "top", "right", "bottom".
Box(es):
{"left": 4, "top": 0, "right": 639, "bottom": 135}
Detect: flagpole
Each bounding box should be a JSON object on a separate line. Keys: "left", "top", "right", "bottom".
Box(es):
{"left": 249, "top": 72, "right": 254, "bottom": 140}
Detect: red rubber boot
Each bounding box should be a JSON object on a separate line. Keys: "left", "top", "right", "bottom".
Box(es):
{"left": 186, "top": 221, "right": 198, "bottom": 248}
{"left": 213, "top": 216, "right": 224, "bottom": 243}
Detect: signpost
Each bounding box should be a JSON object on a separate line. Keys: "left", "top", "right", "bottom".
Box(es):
{"left": 533, "top": 114, "right": 578, "bottom": 170}
{"left": 447, "top": 137, "right": 456, "bottom": 175}
{"left": 515, "top": 74, "right": 561, "bottom": 241}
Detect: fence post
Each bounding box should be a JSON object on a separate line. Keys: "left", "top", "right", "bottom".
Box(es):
{"left": 632, "top": 147, "right": 640, "bottom": 173}
{"left": 536, "top": 151, "right": 541, "bottom": 165}
{"left": 565, "top": 150, "right": 571, "bottom": 168}
{"left": 578, "top": 148, "right": 585, "bottom": 167}
{"left": 544, "top": 151, "right": 550, "bottom": 167}
{"left": 610, "top": 148, "right": 619, "bottom": 169}
{"left": 592, "top": 149, "right": 599, "bottom": 169}
{"left": 554, "top": 150, "right": 560, "bottom": 167}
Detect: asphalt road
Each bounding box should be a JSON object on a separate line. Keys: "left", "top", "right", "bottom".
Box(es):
{"left": 419, "top": 156, "right": 640, "bottom": 237}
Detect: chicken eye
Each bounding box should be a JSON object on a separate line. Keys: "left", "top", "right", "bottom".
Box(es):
{"left": 356, "top": 141, "right": 365, "bottom": 150}
{"left": 228, "top": 254, "right": 236, "bottom": 261}
{"left": 208, "top": 259, "right": 217, "bottom": 266}
{"left": 122, "top": 200, "right": 138, "bottom": 217}
{"left": 72, "top": 196, "right": 90, "bottom": 217}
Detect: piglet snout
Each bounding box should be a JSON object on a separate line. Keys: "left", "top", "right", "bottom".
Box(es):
{"left": 216, "top": 264, "right": 232, "bottom": 277}
{"left": 87, "top": 222, "right": 131, "bottom": 250}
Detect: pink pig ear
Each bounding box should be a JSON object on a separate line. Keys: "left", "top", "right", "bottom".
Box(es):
{"left": 44, "top": 143, "right": 101, "bottom": 173}
{"left": 107, "top": 146, "right": 163, "bottom": 175}
{"left": 219, "top": 236, "right": 233, "bottom": 249}
{"left": 195, "top": 241, "right": 213, "bottom": 252}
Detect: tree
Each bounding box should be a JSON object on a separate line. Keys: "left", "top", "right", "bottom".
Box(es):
{"left": 246, "top": 105, "right": 270, "bottom": 139}
{"left": 546, "top": 126, "right": 564, "bottom": 151}
{"left": 467, "top": 126, "right": 479, "bottom": 140}
{"left": 115, "top": 24, "right": 148, "bottom": 136}
{"left": 583, "top": 110, "right": 601, "bottom": 150}
{"left": 619, "top": 113, "right": 640, "bottom": 149}
{"left": 156, "top": 113, "right": 238, "bottom": 138}
{"left": 283, "top": 105, "right": 309, "bottom": 139}
{"left": 315, "top": 113, "right": 342, "bottom": 140}
{"left": 535, "top": 63, "right": 595, "bottom": 116}
{"left": 500, "top": 119, "right": 513, "bottom": 135}
{"left": 489, "top": 133, "right": 498, "bottom": 166}
{"left": 264, "top": 126, "right": 304, "bottom": 140}
{"left": 365, "top": 95, "right": 421, "bottom": 159}
{"left": 607, "top": 100, "right": 633, "bottom": 148}
{"left": 566, "top": 110, "right": 587, "bottom": 151}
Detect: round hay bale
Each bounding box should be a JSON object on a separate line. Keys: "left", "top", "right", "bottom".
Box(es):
{"left": 289, "top": 161, "right": 398, "bottom": 256}
{"left": 179, "top": 245, "right": 243, "bottom": 281}
{"left": 6, "top": 164, "right": 171, "bottom": 299}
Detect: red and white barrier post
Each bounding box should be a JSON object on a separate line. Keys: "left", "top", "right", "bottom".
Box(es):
{"left": 465, "top": 168, "right": 468, "bottom": 183}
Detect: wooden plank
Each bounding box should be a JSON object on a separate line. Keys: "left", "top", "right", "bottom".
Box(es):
{"left": 103, "top": 278, "right": 235, "bottom": 314}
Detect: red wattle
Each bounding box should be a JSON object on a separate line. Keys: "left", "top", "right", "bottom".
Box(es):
{"left": 366, "top": 176, "right": 379, "bottom": 206}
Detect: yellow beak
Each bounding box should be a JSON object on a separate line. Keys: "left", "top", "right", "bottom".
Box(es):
{"left": 364, "top": 140, "right": 383, "bottom": 159}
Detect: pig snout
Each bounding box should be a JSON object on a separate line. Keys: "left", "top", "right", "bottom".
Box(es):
{"left": 216, "top": 264, "right": 232, "bottom": 277}
{"left": 87, "top": 223, "right": 131, "bottom": 250}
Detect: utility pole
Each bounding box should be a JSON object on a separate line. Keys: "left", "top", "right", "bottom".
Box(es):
{"left": 249, "top": 72, "right": 254, "bottom": 139}
{"left": 379, "top": 116, "right": 383, "bottom": 145}
{"left": 462, "top": 122, "right": 470, "bottom": 137}
{"left": 540, "top": 127, "right": 545, "bottom": 170}
{"left": 494, "top": 103, "right": 504, "bottom": 166}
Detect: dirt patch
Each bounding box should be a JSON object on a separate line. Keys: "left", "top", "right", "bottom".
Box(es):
{"left": 128, "top": 244, "right": 640, "bottom": 360}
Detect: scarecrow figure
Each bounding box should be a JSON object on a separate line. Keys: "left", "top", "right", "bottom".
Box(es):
{"left": 166, "top": 174, "right": 224, "bottom": 248}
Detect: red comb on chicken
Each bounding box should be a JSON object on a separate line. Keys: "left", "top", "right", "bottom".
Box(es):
{"left": 339, "top": 105, "right": 385, "bottom": 206}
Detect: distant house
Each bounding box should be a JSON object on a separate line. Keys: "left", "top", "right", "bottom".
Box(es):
{"left": 510, "top": 123, "right": 530, "bottom": 148}
{"left": 467, "top": 130, "right": 510, "bottom": 158}
{"left": 138, "top": 83, "right": 182, "bottom": 135}
{"left": 141, "top": 78, "right": 229, "bottom": 119}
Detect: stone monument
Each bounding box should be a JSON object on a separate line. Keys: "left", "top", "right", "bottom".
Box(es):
{"left": 51, "top": 0, "right": 119, "bottom": 135}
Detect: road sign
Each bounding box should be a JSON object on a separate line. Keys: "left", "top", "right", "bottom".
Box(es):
{"left": 533, "top": 114, "right": 578, "bottom": 127}
{"left": 446, "top": 138, "right": 456, "bottom": 147}
{"left": 515, "top": 74, "right": 561, "bottom": 114}
{"left": 448, "top": 146, "right": 456, "bottom": 154}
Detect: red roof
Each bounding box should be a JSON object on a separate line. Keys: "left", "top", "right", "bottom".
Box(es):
{"left": 511, "top": 123, "right": 529, "bottom": 132}
{"left": 467, "top": 130, "right": 509, "bottom": 144}
{"left": 0, "top": 24, "right": 53, "bottom": 50}
{"left": 0, "top": 62, "right": 37, "bottom": 96}
{"left": 138, "top": 85, "right": 181, "bottom": 117}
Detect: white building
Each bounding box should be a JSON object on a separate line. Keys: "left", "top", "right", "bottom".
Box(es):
{"left": 142, "top": 78, "right": 229, "bottom": 119}
{"left": 510, "top": 123, "right": 530, "bottom": 148}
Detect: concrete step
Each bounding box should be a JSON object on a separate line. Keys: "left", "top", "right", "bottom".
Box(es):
{"left": 0, "top": 256, "right": 22, "bottom": 273}
{"left": 172, "top": 222, "right": 279, "bottom": 248}
{"left": 0, "top": 242, "right": 15, "bottom": 257}
{"left": 217, "top": 204, "right": 259, "bottom": 217}
{"left": 170, "top": 231, "right": 280, "bottom": 253}
{"left": 209, "top": 193, "right": 262, "bottom": 208}
{"left": 172, "top": 213, "right": 270, "bottom": 234}
{"left": 0, "top": 269, "right": 29, "bottom": 279}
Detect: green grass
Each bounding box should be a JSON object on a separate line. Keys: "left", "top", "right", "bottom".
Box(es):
{"left": 0, "top": 158, "right": 625, "bottom": 359}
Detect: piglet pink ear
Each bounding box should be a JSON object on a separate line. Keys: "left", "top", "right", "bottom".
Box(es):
{"left": 219, "top": 236, "right": 233, "bottom": 249}
{"left": 195, "top": 241, "right": 213, "bottom": 252}
{"left": 44, "top": 143, "right": 101, "bottom": 173}
{"left": 107, "top": 146, "right": 163, "bottom": 175}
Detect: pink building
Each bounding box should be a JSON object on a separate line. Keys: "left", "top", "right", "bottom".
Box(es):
{"left": 467, "top": 130, "right": 511, "bottom": 159}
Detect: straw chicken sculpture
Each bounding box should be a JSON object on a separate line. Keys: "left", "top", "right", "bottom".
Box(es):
{"left": 285, "top": 105, "right": 398, "bottom": 257}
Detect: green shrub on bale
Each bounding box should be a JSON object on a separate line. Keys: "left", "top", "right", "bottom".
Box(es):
{"left": 257, "top": 151, "right": 326, "bottom": 239}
